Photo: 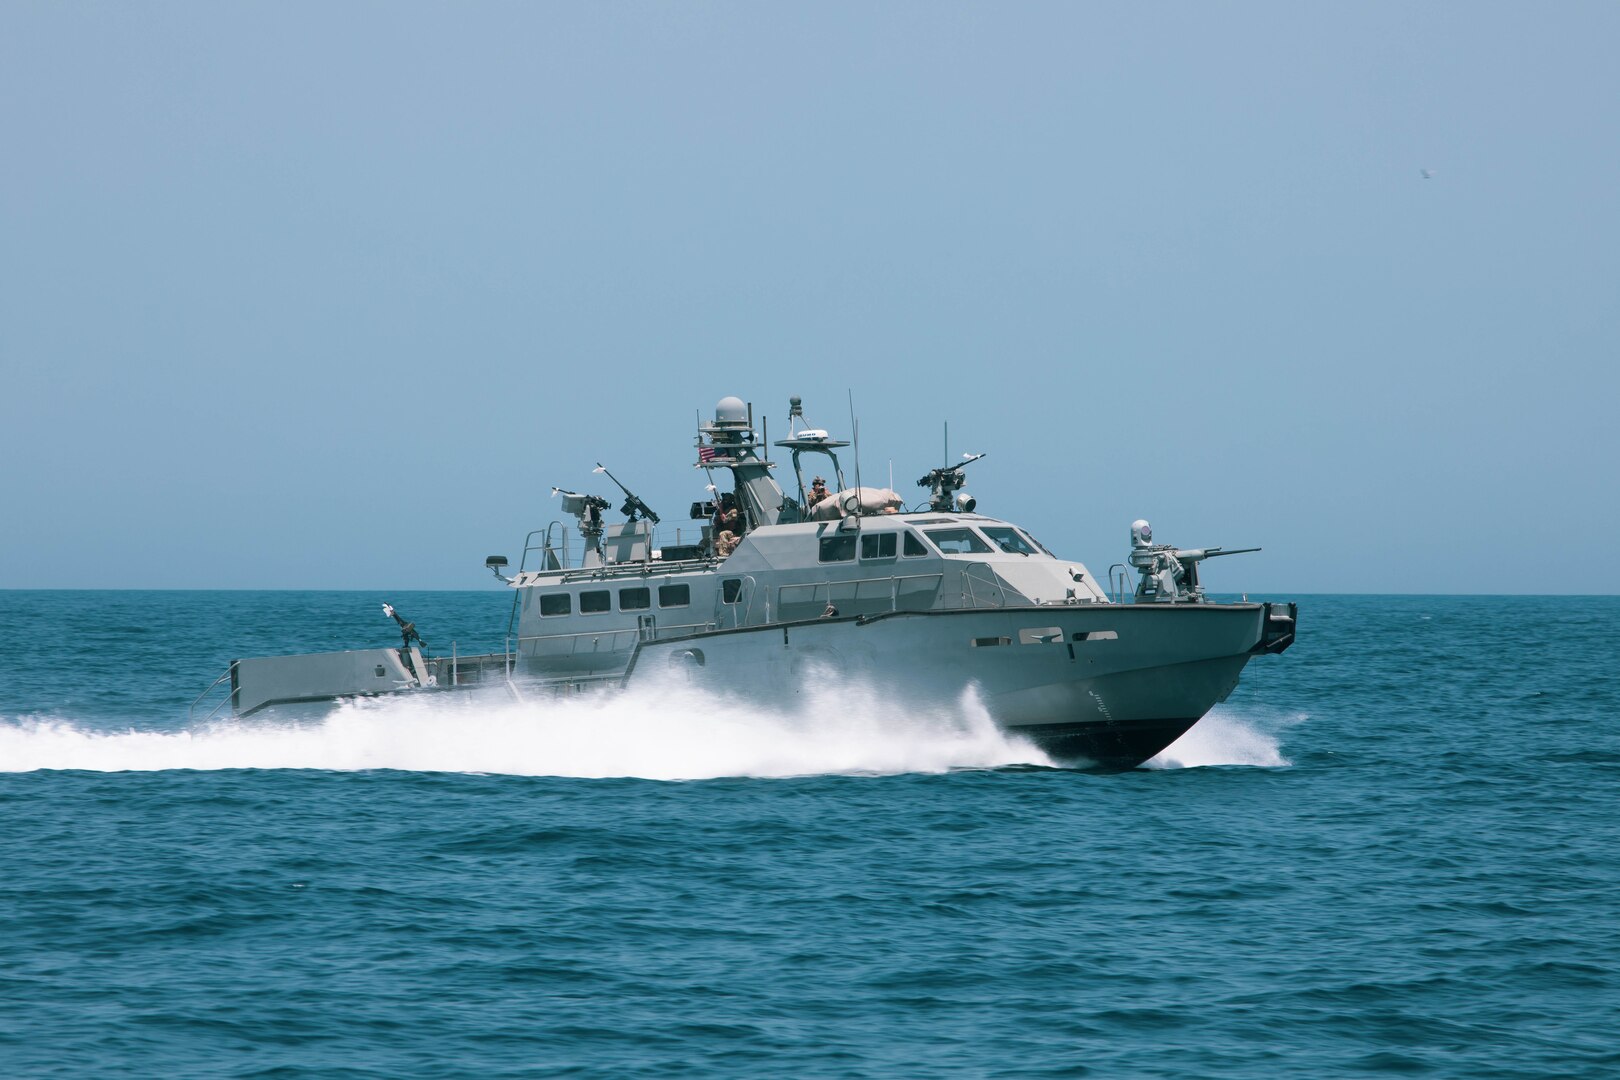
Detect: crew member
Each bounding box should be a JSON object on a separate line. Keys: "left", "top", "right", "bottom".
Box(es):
{"left": 807, "top": 476, "right": 829, "bottom": 507}
{"left": 713, "top": 494, "right": 742, "bottom": 558}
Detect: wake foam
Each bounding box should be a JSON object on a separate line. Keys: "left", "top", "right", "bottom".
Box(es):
{"left": 1144, "top": 706, "right": 1304, "bottom": 769}
{"left": 0, "top": 678, "right": 1053, "bottom": 780}
{"left": 2, "top": 678, "right": 1303, "bottom": 779}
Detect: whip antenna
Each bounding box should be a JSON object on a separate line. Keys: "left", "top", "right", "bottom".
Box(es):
{"left": 848, "top": 389, "right": 863, "bottom": 502}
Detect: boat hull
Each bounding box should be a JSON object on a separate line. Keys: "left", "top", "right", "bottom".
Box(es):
{"left": 629, "top": 602, "right": 1290, "bottom": 771}
{"left": 1014, "top": 717, "right": 1202, "bottom": 770}
{"left": 220, "top": 602, "right": 1294, "bottom": 773}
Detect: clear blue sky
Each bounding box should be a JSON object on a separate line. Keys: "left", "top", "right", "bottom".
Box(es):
{"left": 3, "top": 3, "right": 1615, "bottom": 593}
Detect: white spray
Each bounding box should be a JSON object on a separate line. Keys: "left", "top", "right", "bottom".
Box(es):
{"left": 1, "top": 678, "right": 1298, "bottom": 778}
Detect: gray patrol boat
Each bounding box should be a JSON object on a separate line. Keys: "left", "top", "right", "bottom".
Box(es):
{"left": 198, "top": 396, "right": 1296, "bottom": 770}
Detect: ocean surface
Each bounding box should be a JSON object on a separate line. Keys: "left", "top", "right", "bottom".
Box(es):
{"left": 1, "top": 591, "right": 1616, "bottom": 1078}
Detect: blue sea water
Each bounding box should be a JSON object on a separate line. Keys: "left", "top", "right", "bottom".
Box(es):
{"left": 1, "top": 591, "right": 1617, "bottom": 1078}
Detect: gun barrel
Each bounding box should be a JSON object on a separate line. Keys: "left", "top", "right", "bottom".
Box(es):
{"left": 595, "top": 462, "right": 631, "bottom": 497}
{"left": 1172, "top": 546, "right": 1261, "bottom": 561}
{"left": 597, "top": 462, "right": 660, "bottom": 523}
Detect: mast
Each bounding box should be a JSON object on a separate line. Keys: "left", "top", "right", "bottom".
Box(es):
{"left": 696, "top": 396, "right": 788, "bottom": 528}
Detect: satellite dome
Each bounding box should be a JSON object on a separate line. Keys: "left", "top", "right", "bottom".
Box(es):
{"left": 715, "top": 396, "right": 747, "bottom": 424}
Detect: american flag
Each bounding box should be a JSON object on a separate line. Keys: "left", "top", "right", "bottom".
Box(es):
{"left": 698, "top": 445, "right": 716, "bottom": 463}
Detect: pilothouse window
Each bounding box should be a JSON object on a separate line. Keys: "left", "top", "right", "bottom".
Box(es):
{"left": 902, "top": 531, "right": 928, "bottom": 557}
{"left": 658, "top": 584, "right": 690, "bottom": 608}
{"left": 619, "top": 587, "right": 650, "bottom": 611}
{"left": 580, "top": 590, "right": 610, "bottom": 614}
{"left": 924, "top": 527, "right": 992, "bottom": 555}
{"left": 983, "top": 527, "right": 1038, "bottom": 556}
{"left": 540, "top": 593, "right": 571, "bottom": 617}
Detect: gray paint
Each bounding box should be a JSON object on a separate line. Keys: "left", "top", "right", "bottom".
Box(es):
{"left": 219, "top": 396, "right": 1297, "bottom": 765}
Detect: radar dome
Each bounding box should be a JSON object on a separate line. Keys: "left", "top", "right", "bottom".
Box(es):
{"left": 715, "top": 396, "right": 747, "bottom": 424}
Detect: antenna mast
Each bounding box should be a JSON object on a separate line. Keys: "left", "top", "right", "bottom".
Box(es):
{"left": 848, "top": 390, "right": 862, "bottom": 494}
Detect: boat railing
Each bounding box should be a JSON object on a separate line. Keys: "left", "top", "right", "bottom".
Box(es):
{"left": 512, "top": 521, "right": 717, "bottom": 578}
{"left": 1108, "top": 563, "right": 1132, "bottom": 604}
{"left": 491, "top": 640, "right": 633, "bottom": 696}
{"left": 494, "top": 636, "right": 522, "bottom": 701}
{"left": 520, "top": 523, "right": 569, "bottom": 575}
{"left": 542, "top": 672, "right": 636, "bottom": 693}
{"left": 508, "top": 524, "right": 566, "bottom": 638}
{"left": 512, "top": 621, "right": 717, "bottom": 649}
{"left": 729, "top": 569, "right": 764, "bottom": 628}
{"left": 513, "top": 626, "right": 641, "bottom": 649}
{"left": 630, "top": 618, "right": 717, "bottom": 640}
{"left": 744, "top": 571, "right": 951, "bottom": 622}
{"left": 189, "top": 662, "right": 238, "bottom": 724}
{"left": 960, "top": 563, "right": 1007, "bottom": 609}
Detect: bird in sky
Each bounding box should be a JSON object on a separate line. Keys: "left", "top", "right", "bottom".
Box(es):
{"left": 1421, "top": 169, "right": 1434, "bottom": 179}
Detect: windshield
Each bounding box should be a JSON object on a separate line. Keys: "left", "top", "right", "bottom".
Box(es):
{"left": 982, "top": 527, "right": 1038, "bottom": 556}
{"left": 924, "top": 527, "right": 992, "bottom": 555}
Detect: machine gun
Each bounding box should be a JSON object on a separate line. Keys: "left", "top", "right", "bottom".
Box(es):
{"left": 594, "top": 463, "right": 661, "bottom": 524}
{"left": 380, "top": 602, "right": 436, "bottom": 685}
{"left": 917, "top": 452, "right": 986, "bottom": 513}
{"left": 381, "top": 602, "right": 425, "bottom": 650}
{"left": 1127, "top": 519, "right": 1259, "bottom": 603}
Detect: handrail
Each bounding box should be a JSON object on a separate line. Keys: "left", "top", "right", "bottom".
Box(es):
{"left": 188, "top": 663, "right": 238, "bottom": 724}
{"left": 500, "top": 636, "right": 521, "bottom": 700}
{"left": 544, "top": 558, "right": 718, "bottom": 584}
{"left": 512, "top": 627, "right": 642, "bottom": 646}
{"left": 642, "top": 620, "right": 715, "bottom": 637}
{"left": 767, "top": 570, "right": 948, "bottom": 619}
{"left": 960, "top": 563, "right": 1006, "bottom": 609}
{"left": 727, "top": 574, "right": 761, "bottom": 628}
{"left": 512, "top": 620, "right": 714, "bottom": 650}
{"left": 512, "top": 519, "right": 726, "bottom": 578}
{"left": 1108, "top": 563, "right": 1131, "bottom": 604}
{"left": 518, "top": 523, "right": 567, "bottom": 574}
{"left": 778, "top": 570, "right": 944, "bottom": 594}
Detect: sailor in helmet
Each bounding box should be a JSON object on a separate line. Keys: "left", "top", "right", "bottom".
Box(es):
{"left": 807, "top": 475, "right": 829, "bottom": 507}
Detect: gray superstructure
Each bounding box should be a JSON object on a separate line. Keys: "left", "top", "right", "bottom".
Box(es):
{"left": 200, "top": 396, "right": 1296, "bottom": 770}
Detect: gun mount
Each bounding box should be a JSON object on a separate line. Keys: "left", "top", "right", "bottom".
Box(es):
{"left": 553, "top": 488, "right": 610, "bottom": 558}
{"left": 1127, "top": 519, "right": 1260, "bottom": 603}
{"left": 918, "top": 452, "right": 985, "bottom": 513}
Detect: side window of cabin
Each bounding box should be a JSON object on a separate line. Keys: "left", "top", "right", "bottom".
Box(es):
{"left": 658, "top": 583, "right": 690, "bottom": 608}
{"left": 580, "top": 590, "right": 610, "bottom": 614}
{"left": 861, "top": 533, "right": 897, "bottom": 560}
{"left": 722, "top": 578, "right": 742, "bottom": 604}
{"left": 902, "top": 531, "right": 928, "bottom": 557}
{"left": 819, "top": 536, "right": 857, "bottom": 562}
{"left": 540, "top": 593, "right": 571, "bottom": 617}
{"left": 619, "top": 587, "right": 650, "bottom": 611}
